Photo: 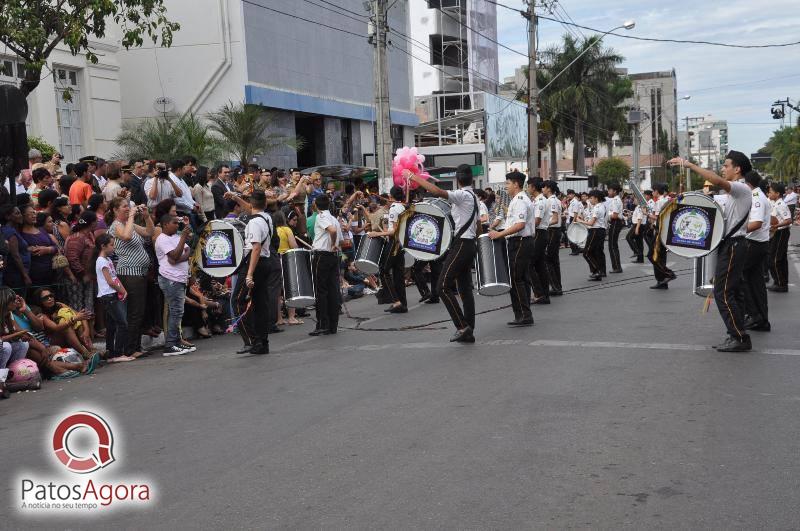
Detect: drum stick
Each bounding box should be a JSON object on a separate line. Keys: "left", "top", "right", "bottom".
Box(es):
{"left": 295, "top": 236, "right": 313, "bottom": 249}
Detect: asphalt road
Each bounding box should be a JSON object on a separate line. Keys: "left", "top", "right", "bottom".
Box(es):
{"left": 4, "top": 232, "right": 800, "bottom": 529}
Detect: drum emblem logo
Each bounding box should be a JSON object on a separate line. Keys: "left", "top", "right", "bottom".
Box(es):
{"left": 671, "top": 207, "right": 710, "bottom": 247}
{"left": 204, "top": 231, "right": 234, "bottom": 266}
{"left": 407, "top": 214, "right": 442, "bottom": 254}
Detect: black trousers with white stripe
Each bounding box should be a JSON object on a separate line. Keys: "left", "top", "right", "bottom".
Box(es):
{"left": 713, "top": 237, "right": 748, "bottom": 341}
{"left": 738, "top": 239, "right": 769, "bottom": 324}
{"left": 545, "top": 227, "right": 562, "bottom": 292}
{"left": 583, "top": 228, "right": 606, "bottom": 276}
{"left": 508, "top": 237, "right": 533, "bottom": 321}
{"left": 768, "top": 229, "right": 790, "bottom": 287}
{"left": 437, "top": 238, "right": 476, "bottom": 331}
{"left": 607, "top": 219, "right": 624, "bottom": 270}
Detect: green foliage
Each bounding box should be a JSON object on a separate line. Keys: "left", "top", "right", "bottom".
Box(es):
{"left": 0, "top": 0, "right": 179, "bottom": 96}
{"left": 763, "top": 126, "right": 800, "bottom": 180}
{"left": 207, "top": 101, "right": 303, "bottom": 165}
{"left": 113, "top": 113, "right": 225, "bottom": 165}
{"left": 595, "top": 157, "right": 630, "bottom": 185}
{"left": 27, "top": 136, "right": 58, "bottom": 160}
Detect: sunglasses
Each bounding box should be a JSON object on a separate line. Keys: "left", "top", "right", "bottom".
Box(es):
{"left": 40, "top": 293, "right": 54, "bottom": 300}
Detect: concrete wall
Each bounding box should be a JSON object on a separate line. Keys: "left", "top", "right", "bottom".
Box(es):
{"left": 117, "top": 0, "right": 247, "bottom": 124}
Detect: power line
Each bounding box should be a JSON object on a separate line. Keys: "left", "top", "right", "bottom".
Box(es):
{"left": 427, "top": 3, "right": 528, "bottom": 58}
{"left": 538, "top": 14, "right": 800, "bottom": 48}
{"left": 299, "top": 0, "right": 367, "bottom": 25}
{"left": 240, "top": 0, "right": 365, "bottom": 39}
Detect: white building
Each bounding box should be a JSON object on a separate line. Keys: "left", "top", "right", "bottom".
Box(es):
{"left": 1, "top": 37, "right": 123, "bottom": 162}
{"left": 684, "top": 115, "right": 728, "bottom": 171}
{"left": 117, "top": 0, "right": 418, "bottom": 169}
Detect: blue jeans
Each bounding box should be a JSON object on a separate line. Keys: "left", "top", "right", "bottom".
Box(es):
{"left": 157, "top": 276, "right": 186, "bottom": 348}
{"left": 101, "top": 294, "right": 129, "bottom": 358}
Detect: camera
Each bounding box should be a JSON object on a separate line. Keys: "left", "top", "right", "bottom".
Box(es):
{"left": 158, "top": 169, "right": 169, "bottom": 179}
{"left": 177, "top": 221, "right": 186, "bottom": 232}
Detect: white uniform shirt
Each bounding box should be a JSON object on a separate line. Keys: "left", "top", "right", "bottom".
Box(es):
{"left": 713, "top": 193, "right": 729, "bottom": 210}
{"left": 784, "top": 191, "right": 798, "bottom": 207}
{"left": 746, "top": 187, "right": 771, "bottom": 242}
{"left": 387, "top": 202, "right": 406, "bottom": 234}
{"left": 533, "top": 195, "right": 549, "bottom": 230}
{"left": 547, "top": 195, "right": 562, "bottom": 228}
{"left": 607, "top": 195, "right": 623, "bottom": 222}
{"left": 313, "top": 210, "right": 342, "bottom": 251}
{"left": 581, "top": 203, "right": 592, "bottom": 220}
{"left": 590, "top": 201, "right": 608, "bottom": 229}
{"left": 567, "top": 198, "right": 582, "bottom": 221}
{"left": 724, "top": 181, "right": 753, "bottom": 239}
{"left": 446, "top": 187, "right": 478, "bottom": 239}
{"left": 478, "top": 201, "right": 489, "bottom": 222}
{"left": 631, "top": 205, "right": 644, "bottom": 225}
{"left": 653, "top": 196, "right": 670, "bottom": 215}
{"left": 505, "top": 191, "right": 534, "bottom": 237}
{"left": 647, "top": 198, "right": 656, "bottom": 213}
{"left": 244, "top": 212, "right": 273, "bottom": 258}
{"left": 771, "top": 198, "right": 791, "bottom": 230}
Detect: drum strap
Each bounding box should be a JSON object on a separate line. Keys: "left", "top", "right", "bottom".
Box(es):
{"left": 236, "top": 213, "right": 273, "bottom": 272}
{"left": 454, "top": 191, "right": 479, "bottom": 240}
{"left": 722, "top": 212, "right": 749, "bottom": 242}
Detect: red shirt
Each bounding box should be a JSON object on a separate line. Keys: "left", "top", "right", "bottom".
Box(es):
{"left": 68, "top": 180, "right": 93, "bottom": 206}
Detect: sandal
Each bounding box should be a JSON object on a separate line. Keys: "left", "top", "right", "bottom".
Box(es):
{"left": 287, "top": 318, "right": 304, "bottom": 325}
{"left": 107, "top": 355, "right": 135, "bottom": 363}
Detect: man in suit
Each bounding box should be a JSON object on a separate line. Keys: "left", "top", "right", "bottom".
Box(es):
{"left": 211, "top": 164, "right": 233, "bottom": 219}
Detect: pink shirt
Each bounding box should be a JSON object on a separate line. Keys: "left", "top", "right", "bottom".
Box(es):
{"left": 155, "top": 233, "right": 189, "bottom": 283}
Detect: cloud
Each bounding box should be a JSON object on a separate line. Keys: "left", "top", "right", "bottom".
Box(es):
{"left": 494, "top": 0, "right": 799, "bottom": 153}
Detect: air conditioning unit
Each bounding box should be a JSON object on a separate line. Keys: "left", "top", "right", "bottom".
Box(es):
{"left": 627, "top": 110, "right": 643, "bottom": 124}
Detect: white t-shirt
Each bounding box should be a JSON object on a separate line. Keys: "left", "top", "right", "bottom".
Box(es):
{"left": 547, "top": 195, "right": 562, "bottom": 228}
{"left": 533, "top": 195, "right": 549, "bottom": 230}
{"left": 724, "top": 181, "right": 753, "bottom": 239}
{"left": 567, "top": 197, "right": 582, "bottom": 220}
{"left": 784, "top": 191, "right": 798, "bottom": 206}
{"left": 387, "top": 203, "right": 405, "bottom": 233}
{"left": 313, "top": 210, "right": 342, "bottom": 251}
{"left": 95, "top": 256, "right": 119, "bottom": 297}
{"left": 478, "top": 201, "right": 489, "bottom": 222}
{"left": 607, "top": 195, "right": 623, "bottom": 222}
{"left": 155, "top": 232, "right": 190, "bottom": 283}
{"left": 446, "top": 187, "right": 478, "bottom": 239}
{"left": 244, "top": 212, "right": 273, "bottom": 258}
{"left": 746, "top": 187, "right": 771, "bottom": 242}
{"left": 771, "top": 198, "right": 791, "bottom": 230}
{"left": 505, "top": 191, "right": 533, "bottom": 237}
{"left": 590, "top": 201, "right": 608, "bottom": 230}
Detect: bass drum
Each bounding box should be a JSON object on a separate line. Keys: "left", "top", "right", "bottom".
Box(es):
{"left": 403, "top": 249, "right": 415, "bottom": 268}
{"left": 196, "top": 220, "right": 245, "bottom": 278}
{"left": 282, "top": 249, "right": 315, "bottom": 308}
{"left": 693, "top": 248, "right": 718, "bottom": 297}
{"left": 354, "top": 236, "right": 388, "bottom": 275}
{"left": 398, "top": 200, "right": 454, "bottom": 261}
{"left": 660, "top": 192, "right": 726, "bottom": 258}
{"left": 475, "top": 234, "right": 511, "bottom": 296}
{"left": 566, "top": 222, "right": 588, "bottom": 248}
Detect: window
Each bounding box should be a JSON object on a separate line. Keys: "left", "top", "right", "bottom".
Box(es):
{"left": 53, "top": 67, "right": 83, "bottom": 162}
{"left": 341, "top": 119, "right": 352, "bottom": 165}
{"left": 391, "top": 125, "right": 404, "bottom": 152}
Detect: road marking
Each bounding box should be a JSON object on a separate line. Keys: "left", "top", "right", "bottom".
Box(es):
{"left": 528, "top": 339, "right": 800, "bottom": 357}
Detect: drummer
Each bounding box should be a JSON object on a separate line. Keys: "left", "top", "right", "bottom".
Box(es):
{"left": 646, "top": 183, "right": 677, "bottom": 289}
{"left": 565, "top": 190, "right": 582, "bottom": 255}
{"left": 409, "top": 164, "right": 479, "bottom": 343}
{"left": 577, "top": 190, "right": 608, "bottom": 281}
{"left": 309, "top": 195, "right": 343, "bottom": 336}
{"left": 489, "top": 171, "right": 534, "bottom": 327}
{"left": 542, "top": 180, "right": 563, "bottom": 295}
{"left": 667, "top": 152, "right": 754, "bottom": 352}
{"left": 366, "top": 186, "right": 408, "bottom": 314}
{"left": 528, "top": 178, "right": 551, "bottom": 304}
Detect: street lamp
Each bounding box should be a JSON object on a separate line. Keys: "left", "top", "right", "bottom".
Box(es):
{"left": 538, "top": 20, "right": 636, "bottom": 95}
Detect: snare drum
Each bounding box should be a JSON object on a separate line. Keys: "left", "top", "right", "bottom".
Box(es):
{"left": 399, "top": 200, "right": 454, "bottom": 261}
{"left": 659, "top": 192, "right": 725, "bottom": 258}
{"left": 354, "top": 236, "right": 388, "bottom": 275}
{"left": 282, "top": 249, "right": 315, "bottom": 308}
{"left": 475, "top": 234, "right": 511, "bottom": 296}
{"left": 566, "top": 222, "right": 588, "bottom": 248}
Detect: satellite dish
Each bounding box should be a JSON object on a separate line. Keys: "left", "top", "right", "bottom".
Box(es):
{"left": 153, "top": 96, "right": 175, "bottom": 114}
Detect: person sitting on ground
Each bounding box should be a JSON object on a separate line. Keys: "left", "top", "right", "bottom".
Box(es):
{"left": 32, "top": 288, "right": 95, "bottom": 360}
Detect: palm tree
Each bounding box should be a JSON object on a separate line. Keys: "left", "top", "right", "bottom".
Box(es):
{"left": 207, "top": 101, "right": 303, "bottom": 165}
{"left": 541, "top": 35, "right": 626, "bottom": 175}
{"left": 114, "top": 112, "right": 224, "bottom": 164}
{"left": 764, "top": 125, "right": 800, "bottom": 180}
{"left": 534, "top": 54, "right": 570, "bottom": 179}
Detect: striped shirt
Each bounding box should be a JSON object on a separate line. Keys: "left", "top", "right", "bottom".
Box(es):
{"left": 108, "top": 220, "right": 151, "bottom": 276}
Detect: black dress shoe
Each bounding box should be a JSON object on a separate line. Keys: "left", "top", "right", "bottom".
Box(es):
{"left": 250, "top": 343, "right": 269, "bottom": 355}
{"left": 588, "top": 275, "right": 602, "bottom": 281}
{"left": 508, "top": 318, "right": 533, "bottom": 327}
{"left": 532, "top": 297, "right": 550, "bottom": 305}
{"left": 270, "top": 326, "right": 284, "bottom": 333}
{"left": 610, "top": 269, "right": 623, "bottom": 274}
{"left": 601, "top": 273, "right": 607, "bottom": 278}
{"left": 236, "top": 345, "right": 252, "bottom": 354}
{"left": 425, "top": 298, "right": 440, "bottom": 304}
{"left": 716, "top": 335, "right": 752, "bottom": 352}
{"left": 745, "top": 319, "right": 771, "bottom": 332}
{"left": 569, "top": 252, "right": 581, "bottom": 256}
{"left": 768, "top": 285, "right": 788, "bottom": 292}
{"left": 665, "top": 274, "right": 677, "bottom": 282}
{"left": 650, "top": 281, "right": 668, "bottom": 289}
{"left": 419, "top": 294, "right": 431, "bottom": 303}
{"left": 456, "top": 331, "right": 476, "bottom": 343}
{"left": 632, "top": 259, "right": 644, "bottom": 263}
{"left": 308, "top": 329, "right": 331, "bottom": 336}
{"left": 388, "top": 306, "right": 408, "bottom": 314}
{"left": 550, "top": 290, "right": 563, "bottom": 296}
{"left": 449, "top": 326, "right": 474, "bottom": 342}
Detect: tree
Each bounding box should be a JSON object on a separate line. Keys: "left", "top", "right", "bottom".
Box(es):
{"left": 207, "top": 102, "right": 303, "bottom": 165}
{"left": 762, "top": 126, "right": 800, "bottom": 181}
{"left": 114, "top": 113, "right": 224, "bottom": 165}
{"left": 27, "top": 136, "right": 58, "bottom": 159}
{"left": 591, "top": 77, "right": 633, "bottom": 160}
{"left": 595, "top": 157, "right": 630, "bottom": 186}
{"left": 0, "top": 1, "right": 179, "bottom": 97}
{"left": 540, "top": 35, "right": 626, "bottom": 176}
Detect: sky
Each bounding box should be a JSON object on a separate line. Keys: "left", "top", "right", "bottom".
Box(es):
{"left": 493, "top": 0, "right": 800, "bottom": 155}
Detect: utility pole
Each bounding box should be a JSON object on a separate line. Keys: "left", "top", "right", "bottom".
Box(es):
{"left": 369, "top": 0, "right": 393, "bottom": 193}
{"left": 525, "top": 0, "right": 539, "bottom": 178}
{"left": 684, "top": 116, "right": 691, "bottom": 190}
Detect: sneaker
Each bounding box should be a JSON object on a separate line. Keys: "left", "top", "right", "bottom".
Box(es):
{"left": 163, "top": 345, "right": 189, "bottom": 357}
{"left": 180, "top": 343, "right": 197, "bottom": 353}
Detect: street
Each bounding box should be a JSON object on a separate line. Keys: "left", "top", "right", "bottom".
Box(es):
{"left": 4, "top": 235, "right": 800, "bottom": 529}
